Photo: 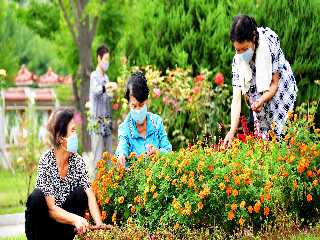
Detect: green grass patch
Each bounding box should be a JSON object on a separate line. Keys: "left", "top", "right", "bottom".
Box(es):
{"left": 0, "top": 169, "right": 35, "bottom": 215}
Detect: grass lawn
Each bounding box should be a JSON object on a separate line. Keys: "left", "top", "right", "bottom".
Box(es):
{"left": 0, "top": 235, "right": 26, "bottom": 240}
{"left": 0, "top": 169, "right": 36, "bottom": 215}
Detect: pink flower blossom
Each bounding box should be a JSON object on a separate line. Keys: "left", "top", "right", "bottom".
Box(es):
{"left": 153, "top": 88, "right": 161, "bottom": 98}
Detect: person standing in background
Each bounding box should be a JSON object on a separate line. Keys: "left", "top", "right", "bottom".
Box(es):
{"left": 89, "top": 44, "right": 117, "bottom": 176}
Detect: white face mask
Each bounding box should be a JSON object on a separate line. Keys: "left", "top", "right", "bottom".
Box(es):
{"left": 238, "top": 47, "right": 254, "bottom": 63}
{"left": 101, "top": 62, "right": 109, "bottom": 71}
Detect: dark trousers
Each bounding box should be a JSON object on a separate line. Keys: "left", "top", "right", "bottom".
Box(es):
{"left": 25, "top": 187, "right": 88, "bottom": 240}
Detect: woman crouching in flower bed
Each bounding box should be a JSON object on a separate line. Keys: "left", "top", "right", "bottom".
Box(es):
{"left": 25, "top": 108, "right": 106, "bottom": 240}
{"left": 115, "top": 71, "right": 172, "bottom": 168}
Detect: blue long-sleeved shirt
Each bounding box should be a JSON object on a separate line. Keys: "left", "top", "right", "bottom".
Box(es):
{"left": 116, "top": 112, "right": 172, "bottom": 158}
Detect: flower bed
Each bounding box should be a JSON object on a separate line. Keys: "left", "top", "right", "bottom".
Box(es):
{"left": 91, "top": 114, "right": 320, "bottom": 232}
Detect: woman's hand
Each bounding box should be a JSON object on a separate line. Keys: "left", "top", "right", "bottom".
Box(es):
{"left": 73, "top": 215, "right": 89, "bottom": 235}
{"left": 251, "top": 98, "right": 264, "bottom": 112}
{"left": 224, "top": 130, "right": 236, "bottom": 148}
{"left": 147, "top": 144, "right": 159, "bottom": 156}
{"left": 118, "top": 155, "right": 126, "bottom": 168}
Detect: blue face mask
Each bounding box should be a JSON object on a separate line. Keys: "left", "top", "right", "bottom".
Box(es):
{"left": 238, "top": 48, "right": 254, "bottom": 63}
{"left": 101, "top": 62, "right": 109, "bottom": 71}
{"left": 131, "top": 104, "right": 147, "bottom": 124}
{"left": 66, "top": 134, "right": 78, "bottom": 153}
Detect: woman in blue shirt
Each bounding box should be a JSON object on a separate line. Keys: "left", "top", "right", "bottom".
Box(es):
{"left": 116, "top": 72, "right": 172, "bottom": 167}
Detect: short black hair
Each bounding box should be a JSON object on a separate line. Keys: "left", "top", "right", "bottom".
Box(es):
{"left": 47, "top": 107, "right": 75, "bottom": 148}
{"left": 230, "top": 15, "right": 258, "bottom": 43}
{"left": 125, "top": 71, "right": 149, "bottom": 103}
{"left": 96, "top": 44, "right": 109, "bottom": 59}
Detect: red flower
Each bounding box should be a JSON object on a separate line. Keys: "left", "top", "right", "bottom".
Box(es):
{"left": 214, "top": 72, "right": 224, "bottom": 86}
{"left": 192, "top": 86, "right": 201, "bottom": 94}
{"left": 195, "top": 74, "right": 205, "bottom": 84}
{"left": 237, "top": 133, "right": 246, "bottom": 143}
{"left": 112, "top": 103, "right": 120, "bottom": 110}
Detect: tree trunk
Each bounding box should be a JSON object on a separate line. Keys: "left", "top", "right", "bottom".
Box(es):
{"left": 78, "top": 28, "right": 92, "bottom": 152}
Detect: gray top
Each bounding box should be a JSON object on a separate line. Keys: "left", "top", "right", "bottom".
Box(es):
{"left": 89, "top": 68, "right": 112, "bottom": 136}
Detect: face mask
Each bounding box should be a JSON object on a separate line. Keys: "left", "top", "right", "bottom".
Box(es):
{"left": 131, "top": 104, "right": 147, "bottom": 124}
{"left": 238, "top": 48, "right": 254, "bottom": 63}
{"left": 101, "top": 62, "right": 109, "bottom": 71}
{"left": 66, "top": 134, "right": 78, "bottom": 153}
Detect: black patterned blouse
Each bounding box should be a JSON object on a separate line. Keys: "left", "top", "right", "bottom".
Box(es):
{"left": 35, "top": 149, "right": 91, "bottom": 207}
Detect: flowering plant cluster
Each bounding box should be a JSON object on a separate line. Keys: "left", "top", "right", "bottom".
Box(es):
{"left": 92, "top": 110, "right": 320, "bottom": 232}
{"left": 111, "top": 65, "right": 231, "bottom": 149}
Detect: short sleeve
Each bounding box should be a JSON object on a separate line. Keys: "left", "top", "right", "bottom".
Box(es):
{"left": 263, "top": 28, "right": 281, "bottom": 74}
{"left": 76, "top": 155, "right": 91, "bottom": 190}
{"left": 232, "top": 57, "right": 242, "bottom": 89}
{"left": 36, "top": 155, "right": 54, "bottom": 197}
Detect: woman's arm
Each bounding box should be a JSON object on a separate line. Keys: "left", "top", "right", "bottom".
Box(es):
{"left": 45, "top": 196, "right": 89, "bottom": 234}
{"left": 224, "top": 87, "right": 242, "bottom": 146}
{"left": 252, "top": 72, "right": 280, "bottom": 112}
{"left": 85, "top": 187, "right": 103, "bottom": 226}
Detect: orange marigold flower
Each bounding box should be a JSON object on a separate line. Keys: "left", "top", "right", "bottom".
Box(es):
{"left": 312, "top": 180, "right": 318, "bottom": 187}
{"left": 219, "top": 182, "right": 226, "bottom": 190}
{"left": 131, "top": 206, "right": 136, "bottom": 214}
{"left": 134, "top": 195, "right": 142, "bottom": 204}
{"left": 231, "top": 203, "right": 237, "bottom": 211}
{"left": 240, "top": 201, "right": 246, "bottom": 209}
{"left": 197, "top": 202, "right": 204, "bottom": 210}
{"left": 226, "top": 187, "right": 232, "bottom": 196}
{"left": 128, "top": 152, "right": 137, "bottom": 159}
{"left": 307, "top": 194, "right": 313, "bottom": 202}
{"left": 234, "top": 176, "right": 241, "bottom": 186}
{"left": 232, "top": 189, "right": 239, "bottom": 197}
{"left": 228, "top": 211, "right": 235, "bottom": 221}
{"left": 208, "top": 165, "right": 214, "bottom": 172}
{"left": 254, "top": 201, "right": 261, "bottom": 213}
{"left": 244, "top": 178, "right": 252, "bottom": 185}
{"left": 307, "top": 170, "right": 313, "bottom": 177}
{"left": 260, "top": 195, "right": 265, "bottom": 203}
{"left": 224, "top": 175, "right": 230, "bottom": 183}
{"left": 111, "top": 156, "right": 118, "bottom": 164}
{"left": 266, "top": 193, "right": 271, "bottom": 201}
{"left": 293, "top": 180, "right": 298, "bottom": 189}
{"left": 101, "top": 211, "right": 107, "bottom": 221}
{"left": 188, "top": 178, "right": 195, "bottom": 188}
{"left": 118, "top": 196, "right": 125, "bottom": 204}
{"left": 264, "top": 207, "right": 270, "bottom": 217}
{"left": 248, "top": 205, "right": 253, "bottom": 214}
{"left": 239, "top": 217, "right": 245, "bottom": 226}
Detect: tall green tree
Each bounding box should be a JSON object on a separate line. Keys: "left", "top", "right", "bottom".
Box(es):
{"left": 56, "top": 0, "right": 108, "bottom": 151}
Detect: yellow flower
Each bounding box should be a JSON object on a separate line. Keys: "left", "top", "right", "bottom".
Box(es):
{"left": 240, "top": 201, "right": 246, "bottom": 209}
{"left": 112, "top": 212, "right": 117, "bottom": 223}
{"left": 118, "top": 196, "right": 125, "bottom": 204}
{"left": 150, "top": 185, "right": 156, "bottom": 193}
{"left": 174, "top": 222, "right": 181, "bottom": 230}
{"left": 152, "top": 192, "right": 158, "bottom": 199}
{"left": 0, "top": 69, "right": 6, "bottom": 77}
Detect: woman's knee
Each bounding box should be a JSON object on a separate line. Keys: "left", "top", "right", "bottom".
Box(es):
{"left": 26, "top": 189, "right": 47, "bottom": 211}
